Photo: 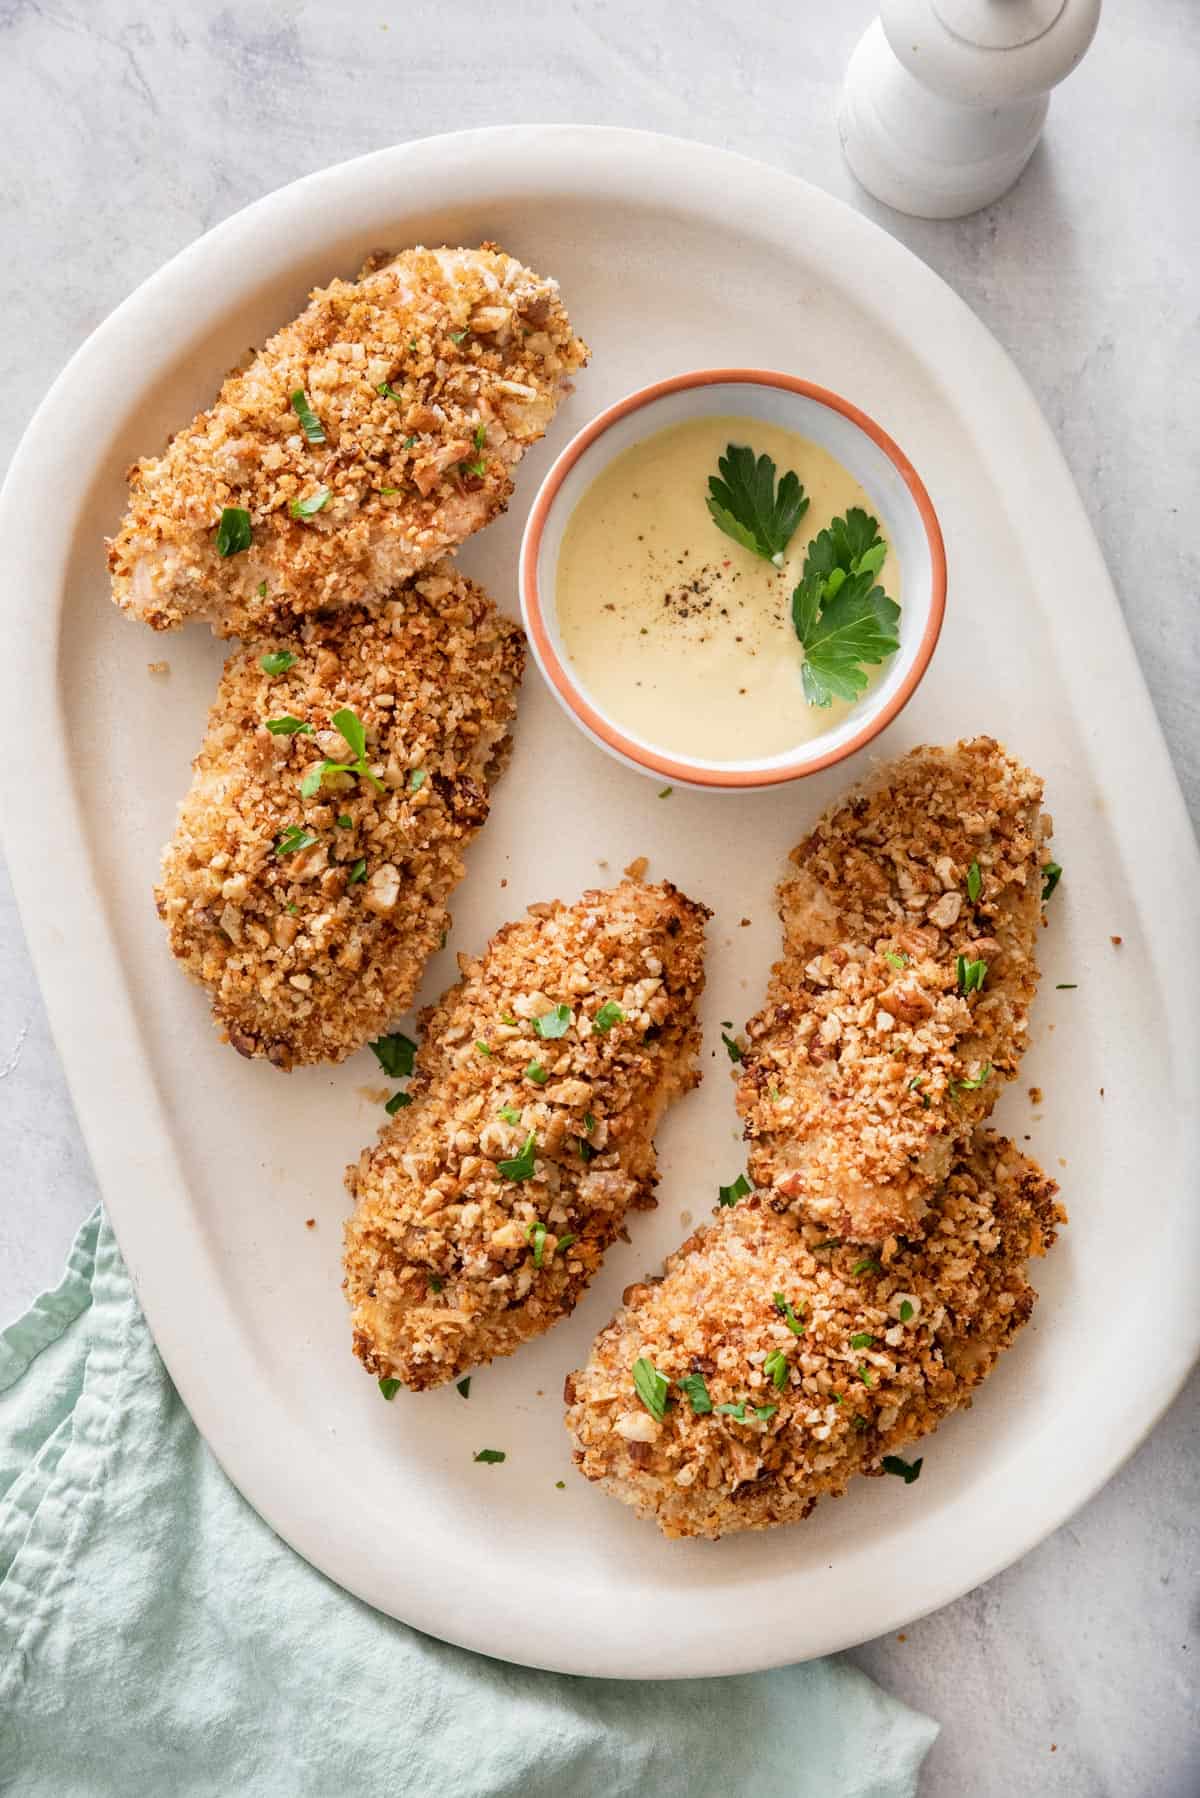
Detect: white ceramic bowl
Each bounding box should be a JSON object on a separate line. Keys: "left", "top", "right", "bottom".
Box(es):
{"left": 520, "top": 368, "right": 947, "bottom": 789}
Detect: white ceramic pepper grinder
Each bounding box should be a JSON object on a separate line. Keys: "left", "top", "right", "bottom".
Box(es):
{"left": 839, "top": 0, "right": 1102, "bottom": 218}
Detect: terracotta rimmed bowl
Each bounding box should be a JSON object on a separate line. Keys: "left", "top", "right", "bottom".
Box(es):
{"left": 519, "top": 368, "right": 947, "bottom": 789}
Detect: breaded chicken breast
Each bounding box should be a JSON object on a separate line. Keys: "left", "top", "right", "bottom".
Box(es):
{"left": 343, "top": 881, "right": 709, "bottom": 1391}
{"left": 109, "top": 245, "right": 587, "bottom": 636}
{"left": 156, "top": 562, "right": 523, "bottom": 1069}
{"left": 737, "top": 738, "right": 1051, "bottom": 1242}
{"left": 565, "top": 1130, "right": 1062, "bottom": 1539}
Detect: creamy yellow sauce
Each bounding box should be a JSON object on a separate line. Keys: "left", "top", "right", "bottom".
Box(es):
{"left": 555, "top": 416, "right": 900, "bottom": 762}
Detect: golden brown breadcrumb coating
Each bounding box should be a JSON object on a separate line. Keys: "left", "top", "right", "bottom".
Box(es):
{"left": 343, "top": 881, "right": 709, "bottom": 1391}
{"left": 565, "top": 1130, "right": 1062, "bottom": 1539}
{"left": 109, "top": 245, "right": 587, "bottom": 636}
{"left": 737, "top": 737, "right": 1052, "bottom": 1242}
{"left": 155, "top": 562, "right": 523, "bottom": 1069}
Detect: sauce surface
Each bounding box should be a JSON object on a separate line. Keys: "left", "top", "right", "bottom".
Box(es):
{"left": 555, "top": 416, "right": 900, "bottom": 763}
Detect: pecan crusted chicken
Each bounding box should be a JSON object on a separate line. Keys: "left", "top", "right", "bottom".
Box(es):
{"left": 737, "top": 737, "right": 1053, "bottom": 1242}
{"left": 343, "top": 881, "right": 710, "bottom": 1391}
{"left": 109, "top": 244, "right": 588, "bottom": 636}
{"left": 565, "top": 1130, "right": 1063, "bottom": 1540}
{"left": 156, "top": 563, "right": 523, "bottom": 1069}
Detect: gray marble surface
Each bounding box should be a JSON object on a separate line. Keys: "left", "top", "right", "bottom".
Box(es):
{"left": 1, "top": 2, "right": 1196, "bottom": 1793}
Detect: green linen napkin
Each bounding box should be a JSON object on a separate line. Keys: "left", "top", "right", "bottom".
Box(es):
{"left": 0, "top": 1210, "right": 937, "bottom": 1797}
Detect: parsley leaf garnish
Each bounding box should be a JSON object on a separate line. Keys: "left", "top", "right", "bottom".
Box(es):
{"left": 289, "top": 488, "right": 330, "bottom": 520}
{"left": 885, "top": 951, "right": 908, "bottom": 970}
{"left": 899, "top": 1299, "right": 914, "bottom": 1322}
{"left": 533, "top": 1004, "right": 573, "bottom": 1040}
{"left": 497, "top": 1131, "right": 537, "bottom": 1182}
{"left": 593, "top": 1001, "right": 624, "bottom": 1033}
{"left": 1042, "top": 861, "right": 1063, "bottom": 900}
{"left": 852, "top": 1256, "right": 881, "bottom": 1277}
{"left": 260, "top": 650, "right": 295, "bottom": 676}
{"left": 473, "top": 1449, "right": 505, "bottom": 1464}
{"left": 773, "top": 1292, "right": 805, "bottom": 1335}
{"left": 764, "top": 1348, "right": 790, "bottom": 1390}
{"left": 348, "top": 859, "right": 367, "bottom": 884}
{"left": 216, "top": 506, "right": 252, "bottom": 557}
{"left": 378, "top": 1377, "right": 401, "bottom": 1400}
{"left": 706, "top": 444, "right": 809, "bottom": 566}
{"left": 632, "top": 1357, "right": 670, "bottom": 1421}
{"left": 791, "top": 509, "right": 900, "bottom": 707}
{"left": 290, "top": 389, "right": 326, "bottom": 444}
{"left": 409, "top": 768, "right": 427, "bottom": 791}
{"left": 716, "top": 1401, "right": 747, "bottom": 1420}
{"left": 882, "top": 1454, "right": 923, "bottom": 1484}
{"left": 721, "top": 1031, "right": 743, "bottom": 1063}
{"left": 498, "top": 1105, "right": 522, "bottom": 1126}
{"left": 384, "top": 1090, "right": 411, "bottom": 1114}
{"left": 274, "top": 825, "right": 317, "bottom": 857}
{"left": 850, "top": 1332, "right": 875, "bottom": 1350}
{"left": 266, "top": 715, "right": 313, "bottom": 736}
{"left": 678, "top": 1371, "right": 713, "bottom": 1414}
{"left": 658, "top": 786, "right": 673, "bottom": 798}
{"left": 525, "top": 1061, "right": 548, "bottom": 1085}
{"left": 718, "top": 1173, "right": 751, "bottom": 1208}
{"left": 967, "top": 861, "right": 983, "bottom": 903}
{"left": 369, "top": 1033, "right": 417, "bottom": 1078}
{"left": 457, "top": 1377, "right": 471, "bottom": 1399}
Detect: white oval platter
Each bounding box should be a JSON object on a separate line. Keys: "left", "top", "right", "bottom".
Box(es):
{"left": 1, "top": 127, "right": 1196, "bottom": 1679}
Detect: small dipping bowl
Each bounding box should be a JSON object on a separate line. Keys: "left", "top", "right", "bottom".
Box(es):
{"left": 519, "top": 369, "right": 946, "bottom": 790}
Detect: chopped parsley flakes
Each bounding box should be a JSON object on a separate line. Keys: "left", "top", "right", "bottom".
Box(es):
{"left": 524, "top": 1061, "right": 549, "bottom": 1085}
{"left": 882, "top": 1454, "right": 923, "bottom": 1484}
{"left": 384, "top": 1090, "right": 411, "bottom": 1114}
{"left": 378, "top": 1377, "right": 401, "bottom": 1400}
{"left": 524, "top": 1220, "right": 547, "bottom": 1265}
{"left": 457, "top": 1377, "right": 471, "bottom": 1400}
{"left": 967, "top": 861, "right": 982, "bottom": 903}
{"left": 497, "top": 1131, "right": 537, "bottom": 1182}
{"left": 473, "top": 1449, "right": 505, "bottom": 1464}
{"left": 290, "top": 388, "right": 326, "bottom": 444}
{"left": 677, "top": 1371, "right": 713, "bottom": 1414}
{"left": 369, "top": 1033, "right": 417, "bottom": 1078}
{"left": 1042, "top": 862, "right": 1063, "bottom": 901}
{"left": 260, "top": 650, "right": 296, "bottom": 676}
{"left": 289, "top": 487, "right": 330, "bottom": 520}
{"left": 773, "top": 1292, "right": 805, "bottom": 1335}
{"left": 764, "top": 1348, "right": 790, "bottom": 1390}
{"left": 721, "top": 1031, "right": 743, "bottom": 1063}
{"left": 299, "top": 706, "right": 385, "bottom": 799}
{"left": 216, "top": 506, "right": 252, "bottom": 557}
{"left": 593, "top": 1001, "right": 625, "bottom": 1033}
{"left": 632, "top": 1357, "right": 670, "bottom": 1421}
{"left": 956, "top": 954, "right": 988, "bottom": 995}
{"left": 266, "top": 715, "right": 313, "bottom": 736}
{"left": 533, "top": 1003, "right": 573, "bottom": 1040}
{"left": 718, "top": 1173, "right": 751, "bottom": 1208}
{"left": 274, "top": 825, "right": 317, "bottom": 857}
